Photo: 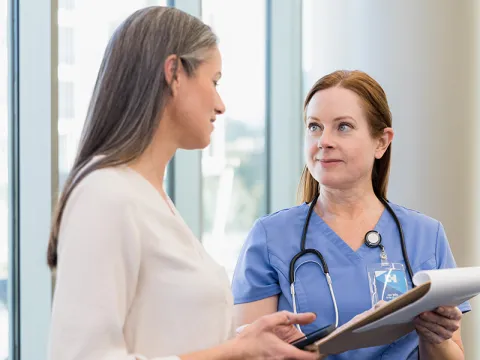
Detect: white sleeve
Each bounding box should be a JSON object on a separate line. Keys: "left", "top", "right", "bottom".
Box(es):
{"left": 48, "top": 175, "right": 178, "bottom": 360}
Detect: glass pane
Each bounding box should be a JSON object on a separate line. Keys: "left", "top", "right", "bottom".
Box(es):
{"left": 201, "top": 0, "right": 267, "bottom": 280}
{"left": 0, "top": 0, "right": 7, "bottom": 357}
{"left": 58, "top": 1, "right": 168, "bottom": 189}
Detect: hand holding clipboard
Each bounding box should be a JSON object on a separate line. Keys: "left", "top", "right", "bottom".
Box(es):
{"left": 306, "top": 267, "right": 480, "bottom": 355}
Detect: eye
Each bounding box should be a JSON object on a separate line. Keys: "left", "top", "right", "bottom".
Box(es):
{"left": 213, "top": 80, "right": 220, "bottom": 87}
{"left": 338, "top": 122, "right": 353, "bottom": 132}
{"left": 308, "top": 123, "right": 322, "bottom": 132}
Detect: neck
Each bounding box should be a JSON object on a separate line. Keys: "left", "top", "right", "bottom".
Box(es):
{"left": 129, "top": 115, "right": 177, "bottom": 192}
{"left": 317, "top": 183, "right": 382, "bottom": 220}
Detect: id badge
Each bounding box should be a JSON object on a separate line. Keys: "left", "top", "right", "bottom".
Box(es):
{"left": 367, "top": 263, "right": 409, "bottom": 307}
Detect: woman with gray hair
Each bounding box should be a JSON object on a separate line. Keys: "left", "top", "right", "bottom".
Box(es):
{"left": 46, "top": 6, "right": 319, "bottom": 360}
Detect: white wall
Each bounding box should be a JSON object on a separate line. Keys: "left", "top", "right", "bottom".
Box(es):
{"left": 303, "top": 0, "right": 479, "bottom": 356}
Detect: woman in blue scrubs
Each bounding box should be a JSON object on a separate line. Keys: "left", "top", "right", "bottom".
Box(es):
{"left": 232, "top": 70, "right": 470, "bottom": 359}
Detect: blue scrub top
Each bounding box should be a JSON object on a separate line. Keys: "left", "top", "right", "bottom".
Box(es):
{"left": 232, "top": 202, "right": 471, "bottom": 360}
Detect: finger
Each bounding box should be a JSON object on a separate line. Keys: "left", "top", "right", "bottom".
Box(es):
{"left": 435, "top": 306, "right": 462, "bottom": 321}
{"left": 419, "top": 311, "right": 459, "bottom": 333}
{"left": 290, "top": 312, "right": 317, "bottom": 325}
{"left": 416, "top": 316, "right": 453, "bottom": 339}
{"left": 261, "top": 311, "right": 316, "bottom": 330}
{"left": 414, "top": 317, "right": 452, "bottom": 341}
{"left": 374, "top": 300, "right": 388, "bottom": 309}
{"left": 415, "top": 322, "right": 445, "bottom": 344}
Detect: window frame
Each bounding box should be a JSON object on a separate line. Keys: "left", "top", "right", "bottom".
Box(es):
{"left": 10, "top": 0, "right": 58, "bottom": 359}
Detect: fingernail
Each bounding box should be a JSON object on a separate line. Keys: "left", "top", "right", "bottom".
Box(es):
{"left": 438, "top": 307, "right": 444, "bottom": 313}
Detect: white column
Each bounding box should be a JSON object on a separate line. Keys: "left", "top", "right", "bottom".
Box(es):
{"left": 303, "top": 0, "right": 479, "bottom": 356}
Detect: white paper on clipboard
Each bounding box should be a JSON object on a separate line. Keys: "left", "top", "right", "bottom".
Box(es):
{"left": 354, "top": 266, "right": 480, "bottom": 333}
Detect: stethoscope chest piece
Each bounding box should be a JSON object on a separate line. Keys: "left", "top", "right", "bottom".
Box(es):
{"left": 364, "top": 230, "right": 382, "bottom": 248}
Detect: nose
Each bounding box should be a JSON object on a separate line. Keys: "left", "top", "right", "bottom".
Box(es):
{"left": 215, "top": 93, "right": 226, "bottom": 115}
{"left": 317, "top": 129, "right": 334, "bottom": 149}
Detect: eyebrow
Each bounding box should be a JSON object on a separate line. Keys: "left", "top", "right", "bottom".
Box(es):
{"left": 307, "top": 115, "right": 356, "bottom": 123}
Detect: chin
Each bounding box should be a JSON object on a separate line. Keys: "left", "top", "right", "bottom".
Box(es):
{"left": 179, "top": 137, "right": 211, "bottom": 150}
{"left": 316, "top": 174, "right": 347, "bottom": 189}
{"left": 200, "top": 138, "right": 211, "bottom": 149}
{"left": 197, "top": 136, "right": 212, "bottom": 150}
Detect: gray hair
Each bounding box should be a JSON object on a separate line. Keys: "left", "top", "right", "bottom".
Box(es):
{"left": 48, "top": 6, "right": 218, "bottom": 268}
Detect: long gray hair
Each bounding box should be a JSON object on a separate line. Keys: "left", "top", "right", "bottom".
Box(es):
{"left": 47, "top": 6, "right": 218, "bottom": 268}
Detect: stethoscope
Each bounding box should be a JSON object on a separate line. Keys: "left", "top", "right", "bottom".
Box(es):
{"left": 289, "top": 192, "right": 414, "bottom": 330}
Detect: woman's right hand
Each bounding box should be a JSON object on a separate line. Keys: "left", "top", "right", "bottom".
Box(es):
{"left": 232, "top": 311, "right": 322, "bottom": 359}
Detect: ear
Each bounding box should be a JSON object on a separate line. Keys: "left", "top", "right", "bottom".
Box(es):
{"left": 164, "top": 54, "right": 185, "bottom": 97}
{"left": 374, "top": 127, "right": 394, "bottom": 159}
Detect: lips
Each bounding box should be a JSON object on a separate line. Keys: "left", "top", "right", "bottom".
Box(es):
{"left": 315, "top": 157, "right": 341, "bottom": 163}
{"left": 319, "top": 159, "right": 341, "bottom": 163}
{"left": 316, "top": 158, "right": 343, "bottom": 168}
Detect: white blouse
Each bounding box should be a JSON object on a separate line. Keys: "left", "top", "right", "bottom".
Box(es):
{"left": 48, "top": 165, "right": 234, "bottom": 360}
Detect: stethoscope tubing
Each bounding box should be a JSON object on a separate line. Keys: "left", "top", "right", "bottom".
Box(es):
{"left": 288, "top": 193, "right": 414, "bottom": 331}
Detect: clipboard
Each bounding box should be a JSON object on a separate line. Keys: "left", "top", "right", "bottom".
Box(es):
{"left": 308, "top": 267, "right": 480, "bottom": 355}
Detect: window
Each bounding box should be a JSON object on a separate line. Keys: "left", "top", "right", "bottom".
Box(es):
{"left": 59, "top": 0, "right": 75, "bottom": 10}
{"left": 201, "top": 0, "right": 267, "bottom": 280}
{"left": 0, "top": 0, "right": 7, "bottom": 357}
{"left": 58, "top": 81, "right": 74, "bottom": 119}
{"left": 57, "top": 0, "right": 167, "bottom": 189}
{"left": 58, "top": 27, "right": 74, "bottom": 65}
